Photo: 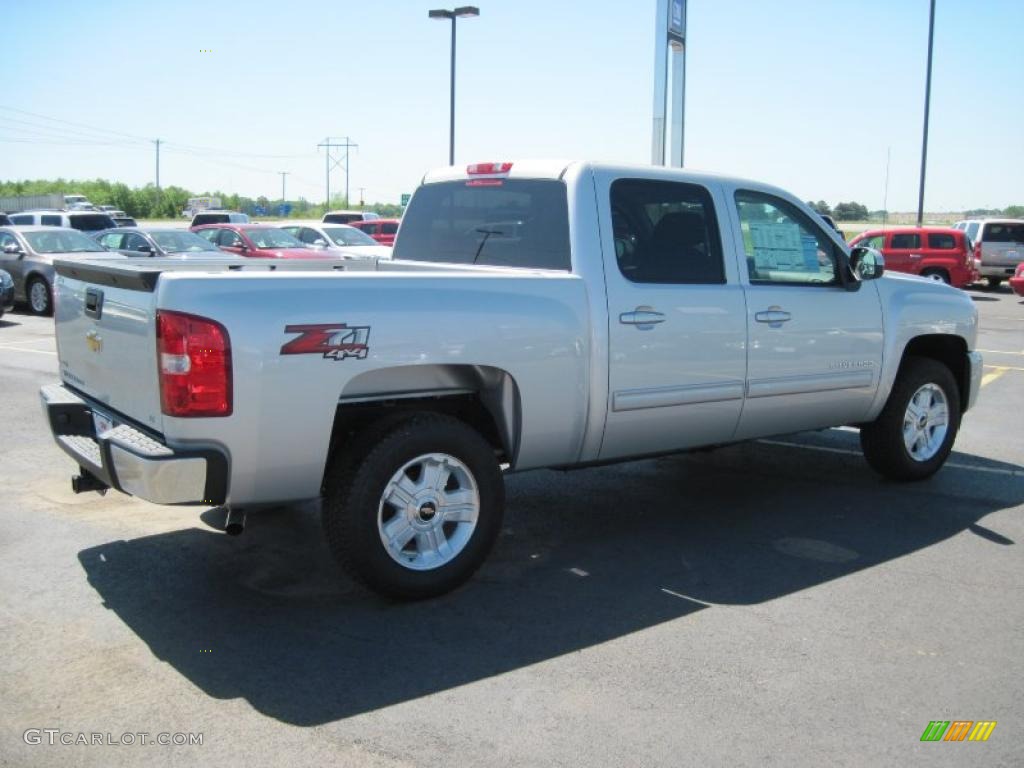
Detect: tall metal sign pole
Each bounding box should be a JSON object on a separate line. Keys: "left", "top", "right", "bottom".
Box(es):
{"left": 651, "top": 0, "right": 686, "bottom": 167}
{"left": 916, "top": 0, "right": 936, "bottom": 227}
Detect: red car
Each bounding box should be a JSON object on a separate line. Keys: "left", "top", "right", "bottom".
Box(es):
{"left": 191, "top": 224, "right": 335, "bottom": 259}
{"left": 848, "top": 227, "right": 977, "bottom": 288}
{"left": 350, "top": 218, "right": 400, "bottom": 246}
{"left": 1010, "top": 262, "right": 1024, "bottom": 297}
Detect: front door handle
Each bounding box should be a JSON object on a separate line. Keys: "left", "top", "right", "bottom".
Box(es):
{"left": 619, "top": 307, "right": 665, "bottom": 329}
{"left": 755, "top": 307, "right": 792, "bottom": 326}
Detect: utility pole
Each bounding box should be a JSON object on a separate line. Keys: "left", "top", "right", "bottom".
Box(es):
{"left": 317, "top": 137, "right": 358, "bottom": 209}
{"left": 358, "top": 187, "right": 366, "bottom": 208}
{"left": 916, "top": 0, "right": 936, "bottom": 227}
{"left": 154, "top": 138, "right": 161, "bottom": 198}
{"left": 279, "top": 171, "right": 289, "bottom": 205}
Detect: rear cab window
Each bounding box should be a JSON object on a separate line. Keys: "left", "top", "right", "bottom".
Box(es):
{"left": 982, "top": 223, "right": 1024, "bottom": 243}
{"left": 393, "top": 179, "right": 571, "bottom": 270}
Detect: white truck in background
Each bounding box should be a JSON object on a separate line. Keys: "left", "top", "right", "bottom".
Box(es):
{"left": 41, "top": 160, "right": 983, "bottom": 599}
{"left": 0, "top": 193, "right": 95, "bottom": 212}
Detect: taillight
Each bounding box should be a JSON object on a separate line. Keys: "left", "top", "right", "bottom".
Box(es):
{"left": 157, "top": 310, "right": 232, "bottom": 417}
{"left": 467, "top": 162, "right": 512, "bottom": 175}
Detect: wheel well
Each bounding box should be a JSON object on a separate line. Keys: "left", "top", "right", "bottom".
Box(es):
{"left": 920, "top": 267, "right": 949, "bottom": 281}
{"left": 900, "top": 335, "right": 968, "bottom": 407}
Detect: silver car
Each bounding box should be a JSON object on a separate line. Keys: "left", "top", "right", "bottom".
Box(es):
{"left": 279, "top": 223, "right": 392, "bottom": 259}
{"left": 953, "top": 218, "right": 1024, "bottom": 288}
{"left": 93, "top": 227, "right": 242, "bottom": 259}
{"left": 0, "top": 226, "right": 124, "bottom": 315}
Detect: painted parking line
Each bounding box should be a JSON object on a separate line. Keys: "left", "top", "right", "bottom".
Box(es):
{"left": 977, "top": 349, "right": 1024, "bottom": 356}
{"left": 756, "top": 439, "right": 1024, "bottom": 478}
{"left": 0, "top": 344, "right": 56, "bottom": 356}
{"left": 981, "top": 367, "right": 1010, "bottom": 387}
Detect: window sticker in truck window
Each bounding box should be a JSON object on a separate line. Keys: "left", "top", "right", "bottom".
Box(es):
{"left": 280, "top": 324, "right": 371, "bottom": 360}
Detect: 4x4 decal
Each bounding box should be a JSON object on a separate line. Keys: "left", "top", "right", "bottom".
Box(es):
{"left": 280, "top": 324, "right": 370, "bottom": 360}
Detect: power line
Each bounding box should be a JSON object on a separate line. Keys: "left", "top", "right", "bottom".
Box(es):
{"left": 0, "top": 105, "right": 151, "bottom": 143}
{"left": 317, "top": 137, "right": 357, "bottom": 208}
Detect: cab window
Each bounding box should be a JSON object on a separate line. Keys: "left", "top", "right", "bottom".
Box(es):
{"left": 610, "top": 179, "right": 724, "bottom": 284}
{"left": 734, "top": 190, "right": 838, "bottom": 285}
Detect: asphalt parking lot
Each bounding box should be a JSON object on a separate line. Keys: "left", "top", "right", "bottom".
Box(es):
{"left": 1, "top": 287, "right": 1022, "bottom": 767}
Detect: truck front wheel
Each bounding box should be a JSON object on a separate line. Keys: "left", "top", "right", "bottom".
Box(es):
{"left": 322, "top": 413, "right": 504, "bottom": 599}
{"left": 860, "top": 357, "right": 961, "bottom": 481}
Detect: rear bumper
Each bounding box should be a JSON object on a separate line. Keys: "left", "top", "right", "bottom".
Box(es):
{"left": 40, "top": 383, "right": 227, "bottom": 505}
{"left": 979, "top": 264, "right": 1020, "bottom": 279}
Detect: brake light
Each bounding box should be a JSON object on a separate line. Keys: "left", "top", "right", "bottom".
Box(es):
{"left": 467, "top": 162, "right": 512, "bottom": 175}
{"left": 157, "top": 310, "right": 232, "bottom": 417}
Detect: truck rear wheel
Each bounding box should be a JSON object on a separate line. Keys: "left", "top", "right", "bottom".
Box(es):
{"left": 860, "top": 356, "right": 960, "bottom": 481}
{"left": 986, "top": 277, "right": 1003, "bottom": 289}
{"left": 322, "top": 413, "right": 504, "bottom": 600}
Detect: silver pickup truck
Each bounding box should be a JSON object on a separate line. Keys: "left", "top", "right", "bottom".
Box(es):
{"left": 41, "top": 160, "right": 983, "bottom": 599}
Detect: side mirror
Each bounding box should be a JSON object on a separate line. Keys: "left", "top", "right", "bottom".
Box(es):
{"left": 849, "top": 246, "right": 884, "bottom": 281}
{"left": 3, "top": 243, "right": 21, "bottom": 255}
{"left": 136, "top": 244, "right": 154, "bottom": 254}
{"left": 313, "top": 238, "right": 328, "bottom": 247}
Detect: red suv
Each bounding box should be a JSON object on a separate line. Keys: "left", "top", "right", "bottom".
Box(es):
{"left": 191, "top": 224, "right": 335, "bottom": 259}
{"left": 350, "top": 218, "right": 400, "bottom": 246}
{"left": 848, "top": 227, "right": 977, "bottom": 288}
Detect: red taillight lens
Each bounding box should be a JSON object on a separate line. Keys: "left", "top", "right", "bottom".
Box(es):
{"left": 157, "top": 310, "right": 232, "bottom": 417}
{"left": 467, "top": 162, "right": 512, "bottom": 175}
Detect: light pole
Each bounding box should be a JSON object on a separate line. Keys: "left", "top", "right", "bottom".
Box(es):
{"left": 916, "top": 0, "right": 936, "bottom": 227}
{"left": 429, "top": 6, "right": 479, "bottom": 166}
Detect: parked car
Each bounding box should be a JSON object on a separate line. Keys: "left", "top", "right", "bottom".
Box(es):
{"left": 93, "top": 227, "right": 241, "bottom": 259}
{"left": 350, "top": 218, "right": 401, "bottom": 246}
{"left": 278, "top": 223, "right": 392, "bottom": 259}
{"left": 1010, "top": 262, "right": 1024, "bottom": 297}
{"left": 98, "top": 205, "right": 118, "bottom": 213}
{"left": 321, "top": 210, "right": 380, "bottom": 225}
{"left": 40, "top": 159, "right": 982, "bottom": 600}
{"left": 848, "top": 227, "right": 977, "bottom": 287}
{"left": 951, "top": 218, "right": 1024, "bottom": 289}
{"left": 190, "top": 210, "right": 250, "bottom": 227}
{"left": 191, "top": 224, "right": 337, "bottom": 260}
{"left": 0, "top": 213, "right": 10, "bottom": 226}
{"left": 0, "top": 269, "right": 13, "bottom": 318}
{"left": 111, "top": 216, "right": 138, "bottom": 228}
{"left": 8, "top": 210, "right": 116, "bottom": 232}
{"left": 0, "top": 226, "right": 124, "bottom": 315}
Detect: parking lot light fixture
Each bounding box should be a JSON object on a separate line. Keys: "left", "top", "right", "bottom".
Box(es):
{"left": 429, "top": 6, "right": 480, "bottom": 165}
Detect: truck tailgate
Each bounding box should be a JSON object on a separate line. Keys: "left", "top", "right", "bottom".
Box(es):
{"left": 54, "top": 262, "right": 164, "bottom": 433}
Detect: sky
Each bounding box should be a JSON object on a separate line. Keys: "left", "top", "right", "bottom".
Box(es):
{"left": 1, "top": 0, "right": 1021, "bottom": 211}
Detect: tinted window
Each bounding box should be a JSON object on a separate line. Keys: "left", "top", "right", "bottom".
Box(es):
{"left": 218, "top": 230, "right": 243, "bottom": 247}
{"left": 298, "top": 228, "right": 323, "bottom": 244}
{"left": 393, "top": 180, "right": 571, "bottom": 270}
{"left": 982, "top": 223, "right": 1024, "bottom": 243}
{"left": 122, "top": 233, "right": 150, "bottom": 252}
{"left": 927, "top": 233, "right": 956, "bottom": 249}
{"left": 322, "top": 213, "right": 362, "bottom": 224}
{"left": 890, "top": 233, "right": 920, "bottom": 249}
{"left": 382, "top": 222, "right": 399, "bottom": 235}
{"left": 735, "top": 191, "right": 838, "bottom": 286}
{"left": 9, "top": 214, "right": 32, "bottom": 225}
{"left": 192, "top": 213, "right": 229, "bottom": 226}
{"left": 41, "top": 215, "right": 62, "bottom": 226}
{"left": 610, "top": 179, "right": 724, "bottom": 284}
{"left": 69, "top": 214, "right": 116, "bottom": 231}
{"left": 965, "top": 222, "right": 980, "bottom": 242}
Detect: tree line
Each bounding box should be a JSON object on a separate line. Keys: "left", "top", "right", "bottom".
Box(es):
{"left": 0, "top": 178, "right": 404, "bottom": 219}
{"left": 807, "top": 200, "right": 1023, "bottom": 221}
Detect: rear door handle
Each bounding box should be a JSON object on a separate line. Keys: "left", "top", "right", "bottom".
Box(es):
{"left": 619, "top": 307, "right": 665, "bottom": 329}
{"left": 755, "top": 308, "right": 792, "bottom": 326}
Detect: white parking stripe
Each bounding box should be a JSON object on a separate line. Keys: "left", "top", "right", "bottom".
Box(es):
{"left": 756, "top": 439, "right": 1024, "bottom": 477}
{"left": 0, "top": 344, "right": 56, "bottom": 356}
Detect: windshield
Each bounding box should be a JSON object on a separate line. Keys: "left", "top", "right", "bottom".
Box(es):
{"left": 24, "top": 230, "right": 107, "bottom": 253}
{"left": 243, "top": 228, "right": 307, "bottom": 249}
{"left": 151, "top": 230, "right": 219, "bottom": 253}
{"left": 393, "top": 179, "right": 571, "bottom": 269}
{"left": 323, "top": 226, "right": 378, "bottom": 246}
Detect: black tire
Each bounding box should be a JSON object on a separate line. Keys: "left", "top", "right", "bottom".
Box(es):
{"left": 920, "top": 268, "right": 949, "bottom": 284}
{"left": 986, "top": 277, "right": 1003, "bottom": 290}
{"left": 322, "top": 412, "right": 504, "bottom": 600}
{"left": 860, "top": 356, "right": 961, "bottom": 481}
{"left": 27, "top": 277, "right": 52, "bottom": 316}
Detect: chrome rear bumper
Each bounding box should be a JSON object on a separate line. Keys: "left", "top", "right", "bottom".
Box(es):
{"left": 40, "top": 383, "right": 227, "bottom": 505}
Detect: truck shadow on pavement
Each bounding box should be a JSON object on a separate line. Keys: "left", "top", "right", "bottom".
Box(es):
{"left": 77, "top": 430, "right": 1022, "bottom": 726}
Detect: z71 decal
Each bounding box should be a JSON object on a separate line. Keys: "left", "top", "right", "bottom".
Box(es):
{"left": 280, "top": 324, "right": 371, "bottom": 360}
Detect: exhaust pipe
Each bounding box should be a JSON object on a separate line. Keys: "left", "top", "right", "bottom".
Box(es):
{"left": 224, "top": 508, "right": 246, "bottom": 536}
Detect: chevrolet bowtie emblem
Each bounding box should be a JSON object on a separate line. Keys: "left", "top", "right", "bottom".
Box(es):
{"left": 86, "top": 330, "right": 102, "bottom": 353}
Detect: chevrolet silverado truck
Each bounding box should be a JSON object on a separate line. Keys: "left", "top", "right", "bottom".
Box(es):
{"left": 41, "top": 160, "right": 983, "bottom": 599}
